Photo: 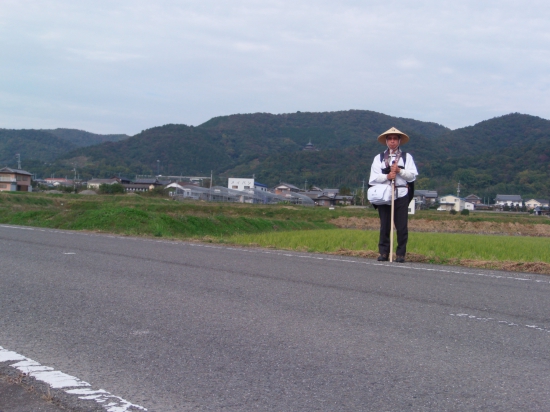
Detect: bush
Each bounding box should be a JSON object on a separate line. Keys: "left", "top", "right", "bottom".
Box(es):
{"left": 460, "top": 209, "right": 470, "bottom": 216}
{"left": 59, "top": 185, "right": 75, "bottom": 193}
{"left": 142, "top": 186, "right": 170, "bottom": 197}
{"left": 99, "top": 183, "right": 125, "bottom": 194}
{"left": 449, "top": 209, "right": 457, "bottom": 215}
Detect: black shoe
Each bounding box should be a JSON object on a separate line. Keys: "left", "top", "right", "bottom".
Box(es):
{"left": 377, "top": 254, "right": 389, "bottom": 262}
{"left": 395, "top": 256, "right": 405, "bottom": 263}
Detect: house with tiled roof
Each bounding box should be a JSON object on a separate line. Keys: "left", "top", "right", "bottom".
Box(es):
{"left": 274, "top": 182, "right": 300, "bottom": 195}
{"left": 525, "top": 198, "right": 549, "bottom": 210}
{"left": 464, "top": 194, "right": 482, "bottom": 204}
{"left": 0, "top": 167, "right": 32, "bottom": 192}
{"left": 494, "top": 195, "right": 522, "bottom": 207}
{"left": 437, "top": 195, "right": 474, "bottom": 212}
{"left": 414, "top": 190, "right": 438, "bottom": 205}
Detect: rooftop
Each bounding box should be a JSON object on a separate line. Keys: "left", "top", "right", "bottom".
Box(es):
{"left": 0, "top": 167, "right": 32, "bottom": 176}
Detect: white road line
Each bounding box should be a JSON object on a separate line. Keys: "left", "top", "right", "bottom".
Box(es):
{"left": 2, "top": 224, "right": 549, "bottom": 286}
{"left": 0, "top": 346, "right": 146, "bottom": 411}
{"left": 450, "top": 313, "right": 550, "bottom": 334}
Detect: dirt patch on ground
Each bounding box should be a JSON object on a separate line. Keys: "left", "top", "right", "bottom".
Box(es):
{"left": 330, "top": 249, "right": 550, "bottom": 275}
{"left": 330, "top": 217, "right": 550, "bottom": 237}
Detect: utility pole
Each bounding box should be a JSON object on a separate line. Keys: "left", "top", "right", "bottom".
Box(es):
{"left": 457, "top": 181, "right": 461, "bottom": 198}
{"left": 361, "top": 179, "right": 365, "bottom": 206}
{"left": 16, "top": 153, "right": 21, "bottom": 169}
{"left": 210, "top": 170, "right": 213, "bottom": 201}
{"left": 157, "top": 160, "right": 160, "bottom": 176}
{"left": 304, "top": 179, "right": 308, "bottom": 191}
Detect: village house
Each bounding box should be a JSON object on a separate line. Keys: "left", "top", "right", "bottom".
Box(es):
{"left": 0, "top": 167, "right": 32, "bottom": 192}
{"left": 494, "top": 194, "right": 522, "bottom": 207}
{"left": 437, "top": 194, "right": 474, "bottom": 212}
{"left": 274, "top": 182, "right": 301, "bottom": 195}
{"left": 87, "top": 178, "right": 120, "bottom": 190}
{"left": 525, "top": 198, "right": 549, "bottom": 210}
{"left": 123, "top": 177, "right": 171, "bottom": 192}
{"left": 45, "top": 177, "right": 72, "bottom": 186}
{"left": 413, "top": 190, "right": 438, "bottom": 205}
{"left": 464, "top": 194, "right": 482, "bottom": 204}
{"left": 301, "top": 188, "right": 353, "bottom": 207}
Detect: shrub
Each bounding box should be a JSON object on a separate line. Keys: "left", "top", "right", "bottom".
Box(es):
{"left": 99, "top": 183, "right": 125, "bottom": 194}
{"left": 58, "top": 185, "right": 75, "bottom": 193}
{"left": 142, "top": 186, "right": 170, "bottom": 197}
{"left": 460, "top": 209, "right": 470, "bottom": 216}
{"left": 449, "top": 209, "right": 457, "bottom": 215}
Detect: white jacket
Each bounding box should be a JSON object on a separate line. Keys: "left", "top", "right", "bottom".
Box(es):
{"left": 368, "top": 151, "right": 418, "bottom": 199}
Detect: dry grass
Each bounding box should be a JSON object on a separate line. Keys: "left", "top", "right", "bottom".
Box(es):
{"left": 332, "top": 249, "right": 550, "bottom": 275}
{"left": 331, "top": 216, "right": 550, "bottom": 237}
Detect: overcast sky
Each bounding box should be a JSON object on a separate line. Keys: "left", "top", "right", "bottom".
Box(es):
{"left": 1, "top": 0, "right": 549, "bottom": 135}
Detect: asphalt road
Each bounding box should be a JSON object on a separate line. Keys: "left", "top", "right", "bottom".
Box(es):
{"left": 0, "top": 224, "right": 549, "bottom": 411}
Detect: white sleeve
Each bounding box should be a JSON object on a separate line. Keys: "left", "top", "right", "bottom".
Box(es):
{"left": 368, "top": 155, "right": 389, "bottom": 185}
{"left": 398, "top": 153, "right": 418, "bottom": 182}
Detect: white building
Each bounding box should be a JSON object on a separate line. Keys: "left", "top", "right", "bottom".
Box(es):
{"left": 494, "top": 194, "right": 522, "bottom": 207}
{"left": 227, "top": 178, "right": 268, "bottom": 192}
{"left": 87, "top": 178, "right": 119, "bottom": 190}
{"left": 438, "top": 195, "right": 474, "bottom": 212}
{"left": 525, "top": 198, "right": 549, "bottom": 210}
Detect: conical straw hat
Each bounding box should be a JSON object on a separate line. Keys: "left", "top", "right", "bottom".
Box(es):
{"left": 377, "top": 127, "right": 410, "bottom": 145}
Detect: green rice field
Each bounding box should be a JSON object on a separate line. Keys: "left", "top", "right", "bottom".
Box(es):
{"left": 226, "top": 229, "right": 550, "bottom": 263}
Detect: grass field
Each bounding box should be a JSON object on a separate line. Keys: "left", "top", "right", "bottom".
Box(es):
{"left": 225, "top": 229, "right": 550, "bottom": 263}
{"left": 0, "top": 193, "right": 334, "bottom": 237}
{"left": 1, "top": 191, "right": 549, "bottom": 273}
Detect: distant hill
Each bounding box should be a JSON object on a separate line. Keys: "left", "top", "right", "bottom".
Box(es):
{"left": 0, "top": 128, "right": 130, "bottom": 168}
{"left": 435, "top": 113, "right": 550, "bottom": 157}
{"left": 0, "top": 129, "right": 77, "bottom": 165}
{"left": 204, "top": 112, "right": 550, "bottom": 198}
{"left": 64, "top": 124, "right": 235, "bottom": 178}
{"left": 6, "top": 110, "right": 550, "bottom": 198}
{"left": 199, "top": 110, "right": 450, "bottom": 153}
{"left": 418, "top": 113, "right": 550, "bottom": 197}
{"left": 55, "top": 110, "right": 450, "bottom": 178}
{"left": 44, "top": 128, "right": 129, "bottom": 147}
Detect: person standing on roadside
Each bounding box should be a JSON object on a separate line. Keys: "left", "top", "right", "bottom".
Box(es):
{"left": 368, "top": 127, "right": 418, "bottom": 263}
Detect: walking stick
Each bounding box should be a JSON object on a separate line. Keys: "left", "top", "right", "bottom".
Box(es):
{"left": 389, "top": 177, "right": 395, "bottom": 262}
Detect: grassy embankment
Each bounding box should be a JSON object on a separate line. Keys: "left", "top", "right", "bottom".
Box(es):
{"left": 1, "top": 191, "right": 549, "bottom": 273}
{"left": 0, "top": 191, "right": 337, "bottom": 237}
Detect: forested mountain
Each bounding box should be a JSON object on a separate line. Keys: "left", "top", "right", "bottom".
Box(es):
{"left": 419, "top": 113, "right": 550, "bottom": 198}
{"left": 199, "top": 110, "right": 449, "bottom": 153}
{"left": 65, "top": 124, "right": 235, "bottom": 178}
{"left": 220, "top": 113, "right": 549, "bottom": 198}
{"left": 2, "top": 110, "right": 549, "bottom": 198}
{"left": 0, "top": 129, "right": 78, "bottom": 165}
{"left": 0, "top": 128, "right": 129, "bottom": 167}
{"left": 45, "top": 129, "right": 129, "bottom": 147}
{"left": 54, "top": 110, "right": 449, "bottom": 178}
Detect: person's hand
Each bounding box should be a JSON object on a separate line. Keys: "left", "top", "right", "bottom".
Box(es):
{"left": 387, "top": 171, "right": 397, "bottom": 180}
{"left": 390, "top": 162, "right": 400, "bottom": 173}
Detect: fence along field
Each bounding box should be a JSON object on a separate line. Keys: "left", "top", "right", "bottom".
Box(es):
{"left": 1, "top": 191, "right": 549, "bottom": 274}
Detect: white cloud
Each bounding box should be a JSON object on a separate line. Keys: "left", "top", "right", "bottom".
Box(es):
{"left": 0, "top": 0, "right": 549, "bottom": 133}
{"left": 67, "top": 48, "right": 145, "bottom": 62}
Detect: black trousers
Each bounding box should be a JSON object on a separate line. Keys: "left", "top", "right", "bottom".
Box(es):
{"left": 377, "top": 195, "right": 409, "bottom": 257}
